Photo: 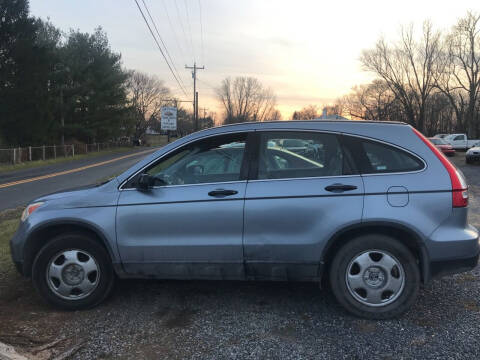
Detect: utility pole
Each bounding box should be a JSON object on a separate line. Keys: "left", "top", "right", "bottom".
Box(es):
{"left": 185, "top": 62, "right": 204, "bottom": 131}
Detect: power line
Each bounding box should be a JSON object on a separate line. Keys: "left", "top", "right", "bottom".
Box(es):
{"left": 133, "top": 0, "right": 188, "bottom": 97}
{"left": 140, "top": 0, "right": 188, "bottom": 92}
{"left": 198, "top": 0, "right": 205, "bottom": 65}
{"left": 160, "top": 0, "right": 187, "bottom": 65}
{"left": 197, "top": 78, "right": 216, "bottom": 90}
{"left": 174, "top": 0, "right": 192, "bottom": 63}
{"left": 183, "top": 0, "right": 196, "bottom": 62}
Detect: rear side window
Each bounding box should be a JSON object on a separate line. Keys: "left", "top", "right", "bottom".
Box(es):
{"left": 351, "top": 138, "right": 424, "bottom": 174}
{"left": 258, "top": 131, "right": 345, "bottom": 179}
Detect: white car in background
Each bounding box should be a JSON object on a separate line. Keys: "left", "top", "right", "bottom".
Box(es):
{"left": 444, "top": 133, "right": 480, "bottom": 150}
{"left": 466, "top": 143, "right": 480, "bottom": 164}
{"left": 434, "top": 134, "right": 448, "bottom": 139}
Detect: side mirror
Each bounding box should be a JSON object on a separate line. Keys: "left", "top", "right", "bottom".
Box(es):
{"left": 137, "top": 173, "right": 154, "bottom": 191}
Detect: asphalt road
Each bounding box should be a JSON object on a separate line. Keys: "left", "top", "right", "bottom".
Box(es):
{"left": 0, "top": 147, "right": 158, "bottom": 211}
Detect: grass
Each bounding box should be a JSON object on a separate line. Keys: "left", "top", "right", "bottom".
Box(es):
{"left": 0, "top": 207, "right": 24, "bottom": 299}
{"left": 0, "top": 146, "right": 135, "bottom": 174}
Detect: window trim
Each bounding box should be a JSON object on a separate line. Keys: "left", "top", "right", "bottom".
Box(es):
{"left": 249, "top": 130, "right": 352, "bottom": 181}
{"left": 247, "top": 129, "right": 426, "bottom": 180}
{"left": 119, "top": 131, "right": 252, "bottom": 190}
{"left": 343, "top": 134, "right": 427, "bottom": 176}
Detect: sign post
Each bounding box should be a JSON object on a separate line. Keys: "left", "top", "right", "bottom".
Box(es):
{"left": 161, "top": 106, "right": 177, "bottom": 143}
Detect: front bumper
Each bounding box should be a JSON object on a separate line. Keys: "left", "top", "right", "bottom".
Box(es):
{"left": 9, "top": 220, "right": 28, "bottom": 276}
{"left": 466, "top": 154, "right": 480, "bottom": 161}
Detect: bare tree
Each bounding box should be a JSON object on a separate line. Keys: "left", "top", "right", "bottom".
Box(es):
{"left": 342, "top": 80, "right": 401, "bottom": 120}
{"left": 360, "top": 21, "right": 442, "bottom": 131}
{"left": 292, "top": 105, "right": 319, "bottom": 120}
{"left": 216, "top": 77, "right": 278, "bottom": 124}
{"left": 127, "top": 70, "right": 170, "bottom": 139}
{"left": 436, "top": 11, "right": 480, "bottom": 136}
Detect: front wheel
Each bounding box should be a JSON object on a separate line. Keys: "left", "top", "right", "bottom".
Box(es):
{"left": 329, "top": 234, "right": 420, "bottom": 319}
{"left": 32, "top": 232, "right": 115, "bottom": 310}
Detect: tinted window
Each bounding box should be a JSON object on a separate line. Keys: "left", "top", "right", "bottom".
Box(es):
{"left": 133, "top": 134, "right": 247, "bottom": 186}
{"left": 358, "top": 140, "right": 424, "bottom": 174}
{"left": 258, "top": 132, "right": 344, "bottom": 179}
{"left": 454, "top": 135, "right": 464, "bottom": 141}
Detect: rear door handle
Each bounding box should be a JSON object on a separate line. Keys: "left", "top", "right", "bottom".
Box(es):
{"left": 325, "top": 183, "right": 358, "bottom": 193}
{"left": 208, "top": 189, "right": 238, "bottom": 197}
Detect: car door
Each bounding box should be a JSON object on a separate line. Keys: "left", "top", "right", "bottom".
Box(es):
{"left": 451, "top": 134, "right": 466, "bottom": 149}
{"left": 243, "top": 131, "right": 364, "bottom": 280}
{"left": 116, "top": 132, "right": 251, "bottom": 280}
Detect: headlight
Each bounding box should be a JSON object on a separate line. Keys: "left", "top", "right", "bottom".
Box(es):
{"left": 21, "top": 202, "right": 44, "bottom": 222}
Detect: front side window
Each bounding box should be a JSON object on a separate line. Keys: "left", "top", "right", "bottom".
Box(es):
{"left": 130, "top": 134, "right": 247, "bottom": 187}
{"left": 454, "top": 135, "right": 464, "bottom": 141}
{"left": 258, "top": 132, "right": 344, "bottom": 179}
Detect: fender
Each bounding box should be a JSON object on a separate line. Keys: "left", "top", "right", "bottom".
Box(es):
{"left": 23, "top": 218, "right": 119, "bottom": 276}
{"left": 320, "top": 220, "right": 431, "bottom": 283}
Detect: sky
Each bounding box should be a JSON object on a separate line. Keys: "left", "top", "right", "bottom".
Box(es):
{"left": 30, "top": 0, "right": 480, "bottom": 120}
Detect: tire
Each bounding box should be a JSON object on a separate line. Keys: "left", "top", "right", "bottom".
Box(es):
{"left": 32, "top": 232, "right": 115, "bottom": 310}
{"left": 329, "top": 234, "right": 420, "bottom": 319}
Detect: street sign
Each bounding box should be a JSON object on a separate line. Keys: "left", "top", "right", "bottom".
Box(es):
{"left": 161, "top": 107, "right": 177, "bottom": 131}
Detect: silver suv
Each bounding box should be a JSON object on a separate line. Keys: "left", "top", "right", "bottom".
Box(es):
{"left": 10, "top": 121, "right": 479, "bottom": 319}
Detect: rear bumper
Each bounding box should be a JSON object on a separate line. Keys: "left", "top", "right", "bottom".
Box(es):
{"left": 430, "top": 252, "right": 479, "bottom": 279}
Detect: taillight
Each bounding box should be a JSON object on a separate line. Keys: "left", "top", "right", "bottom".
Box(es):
{"left": 411, "top": 127, "right": 468, "bottom": 207}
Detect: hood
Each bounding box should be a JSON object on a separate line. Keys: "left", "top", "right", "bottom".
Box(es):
{"left": 35, "top": 177, "right": 120, "bottom": 208}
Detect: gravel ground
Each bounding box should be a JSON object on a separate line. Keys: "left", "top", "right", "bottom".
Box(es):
{"left": 2, "top": 152, "right": 480, "bottom": 359}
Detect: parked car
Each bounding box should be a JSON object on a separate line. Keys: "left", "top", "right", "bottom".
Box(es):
{"left": 466, "top": 144, "right": 480, "bottom": 164}
{"left": 428, "top": 137, "right": 455, "bottom": 157}
{"left": 434, "top": 134, "right": 448, "bottom": 139}
{"left": 10, "top": 121, "right": 478, "bottom": 319}
{"left": 443, "top": 133, "right": 480, "bottom": 150}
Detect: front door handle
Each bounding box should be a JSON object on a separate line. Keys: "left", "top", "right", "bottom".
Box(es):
{"left": 208, "top": 189, "right": 238, "bottom": 197}
{"left": 325, "top": 183, "right": 358, "bottom": 193}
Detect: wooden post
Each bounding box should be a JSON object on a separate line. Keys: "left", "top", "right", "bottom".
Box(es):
{"left": 42, "top": 145, "right": 45, "bottom": 161}
{"left": 97, "top": 143, "right": 100, "bottom": 152}
{"left": 12, "top": 148, "right": 16, "bottom": 164}
{"left": 29, "top": 146, "right": 32, "bottom": 161}
{"left": 85, "top": 143, "right": 88, "bottom": 154}
{"left": 18, "top": 147, "right": 21, "bottom": 162}
{"left": 64, "top": 144, "right": 66, "bottom": 157}
{"left": 54, "top": 145, "right": 56, "bottom": 159}
{"left": 72, "top": 144, "right": 75, "bottom": 157}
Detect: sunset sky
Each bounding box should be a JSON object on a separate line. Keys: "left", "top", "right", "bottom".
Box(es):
{"left": 30, "top": 0, "right": 479, "bottom": 120}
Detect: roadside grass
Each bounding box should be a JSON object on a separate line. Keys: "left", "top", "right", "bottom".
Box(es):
{"left": 0, "top": 146, "right": 136, "bottom": 174}
{"left": 0, "top": 207, "right": 24, "bottom": 300}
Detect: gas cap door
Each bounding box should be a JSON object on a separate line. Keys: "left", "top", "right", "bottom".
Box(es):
{"left": 387, "top": 186, "right": 409, "bottom": 207}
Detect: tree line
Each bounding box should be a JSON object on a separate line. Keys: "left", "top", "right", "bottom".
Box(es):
{"left": 334, "top": 11, "right": 480, "bottom": 137}
{"left": 0, "top": 0, "right": 215, "bottom": 147}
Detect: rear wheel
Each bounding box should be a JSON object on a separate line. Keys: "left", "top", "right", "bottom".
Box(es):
{"left": 329, "top": 234, "right": 419, "bottom": 319}
{"left": 32, "top": 232, "right": 114, "bottom": 310}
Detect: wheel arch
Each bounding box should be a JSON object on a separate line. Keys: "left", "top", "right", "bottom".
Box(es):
{"left": 321, "top": 221, "right": 430, "bottom": 283}
{"left": 23, "top": 220, "right": 116, "bottom": 277}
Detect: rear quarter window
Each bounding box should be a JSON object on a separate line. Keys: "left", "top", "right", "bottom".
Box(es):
{"left": 352, "top": 138, "right": 425, "bottom": 174}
